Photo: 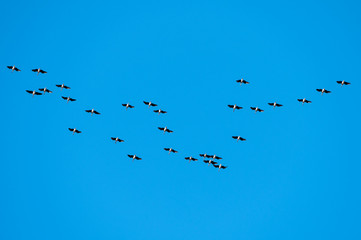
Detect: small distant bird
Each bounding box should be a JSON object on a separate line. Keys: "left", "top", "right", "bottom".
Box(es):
{"left": 32, "top": 68, "right": 47, "bottom": 75}
{"left": 127, "top": 154, "right": 142, "bottom": 161}
{"left": 236, "top": 78, "right": 249, "bottom": 85}
{"left": 232, "top": 136, "right": 246, "bottom": 142}
{"left": 26, "top": 90, "right": 42, "bottom": 97}
{"left": 316, "top": 88, "right": 331, "bottom": 95}
{"left": 199, "top": 153, "right": 211, "bottom": 159}
{"left": 122, "top": 103, "right": 134, "bottom": 110}
{"left": 143, "top": 101, "right": 157, "bottom": 108}
{"left": 158, "top": 127, "right": 173, "bottom": 134}
{"left": 185, "top": 157, "right": 198, "bottom": 162}
{"left": 68, "top": 128, "right": 81, "bottom": 135}
{"left": 7, "top": 66, "right": 21, "bottom": 72}
{"left": 56, "top": 84, "right": 70, "bottom": 90}
{"left": 250, "top": 107, "right": 264, "bottom": 113}
{"left": 213, "top": 164, "right": 227, "bottom": 171}
{"left": 154, "top": 109, "right": 167, "bottom": 115}
{"left": 164, "top": 148, "right": 178, "bottom": 154}
{"left": 336, "top": 80, "right": 350, "bottom": 87}
{"left": 85, "top": 109, "right": 100, "bottom": 115}
{"left": 203, "top": 159, "right": 217, "bottom": 165}
{"left": 209, "top": 155, "right": 222, "bottom": 160}
{"left": 268, "top": 102, "right": 283, "bottom": 108}
{"left": 297, "top": 98, "right": 311, "bottom": 104}
{"left": 62, "top": 96, "right": 76, "bottom": 103}
{"left": 228, "top": 104, "right": 243, "bottom": 112}
{"left": 38, "top": 88, "right": 52, "bottom": 94}
{"left": 111, "top": 137, "right": 124, "bottom": 143}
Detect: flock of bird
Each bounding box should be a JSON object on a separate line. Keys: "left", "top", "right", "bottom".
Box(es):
{"left": 7, "top": 65, "right": 352, "bottom": 171}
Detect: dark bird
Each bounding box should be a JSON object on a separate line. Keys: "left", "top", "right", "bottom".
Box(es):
{"left": 213, "top": 164, "right": 227, "bottom": 171}
{"left": 32, "top": 68, "right": 47, "bottom": 75}
{"left": 209, "top": 155, "right": 222, "bottom": 160}
{"left": 85, "top": 109, "right": 100, "bottom": 115}
{"left": 62, "top": 96, "right": 76, "bottom": 103}
{"left": 236, "top": 78, "right": 249, "bottom": 85}
{"left": 336, "top": 80, "right": 350, "bottom": 87}
{"left": 111, "top": 137, "right": 124, "bottom": 143}
{"left": 38, "top": 88, "right": 52, "bottom": 94}
{"left": 143, "top": 101, "right": 158, "bottom": 108}
{"left": 158, "top": 127, "right": 173, "bottom": 134}
{"left": 154, "top": 109, "right": 167, "bottom": 115}
{"left": 127, "top": 154, "right": 142, "bottom": 161}
{"left": 122, "top": 103, "right": 134, "bottom": 110}
{"left": 7, "top": 66, "right": 21, "bottom": 72}
{"left": 232, "top": 136, "right": 246, "bottom": 142}
{"left": 56, "top": 84, "right": 70, "bottom": 90}
{"left": 268, "top": 102, "right": 283, "bottom": 108}
{"left": 203, "top": 159, "right": 217, "bottom": 165}
{"left": 199, "top": 153, "right": 211, "bottom": 159}
{"left": 316, "top": 88, "right": 331, "bottom": 95}
{"left": 164, "top": 148, "right": 178, "bottom": 154}
{"left": 185, "top": 157, "right": 198, "bottom": 162}
{"left": 26, "top": 90, "right": 42, "bottom": 97}
{"left": 68, "top": 128, "right": 81, "bottom": 135}
{"left": 297, "top": 98, "right": 311, "bottom": 104}
{"left": 228, "top": 104, "right": 243, "bottom": 112}
{"left": 250, "top": 107, "right": 264, "bottom": 113}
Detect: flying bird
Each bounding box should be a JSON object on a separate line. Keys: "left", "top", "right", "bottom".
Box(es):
{"left": 336, "top": 80, "right": 350, "bottom": 86}
{"left": 85, "top": 109, "right": 100, "bottom": 115}
{"left": 199, "top": 153, "right": 211, "bottom": 159}
{"left": 232, "top": 136, "right": 246, "bottom": 142}
{"left": 122, "top": 103, "right": 134, "bottom": 110}
{"left": 38, "top": 88, "right": 52, "bottom": 94}
{"left": 62, "top": 96, "right": 76, "bottom": 103}
{"left": 185, "top": 157, "right": 198, "bottom": 162}
{"left": 111, "top": 137, "right": 124, "bottom": 143}
{"left": 127, "top": 154, "right": 142, "bottom": 161}
{"left": 164, "top": 148, "right": 178, "bottom": 154}
{"left": 143, "top": 101, "right": 158, "bottom": 108}
{"left": 158, "top": 127, "right": 173, "bottom": 134}
{"left": 26, "top": 90, "right": 42, "bottom": 97}
{"left": 250, "top": 107, "right": 264, "bottom": 113}
{"left": 154, "top": 109, "right": 167, "bottom": 115}
{"left": 297, "top": 98, "right": 311, "bottom": 104}
{"left": 203, "top": 159, "right": 217, "bottom": 165}
{"left": 228, "top": 104, "right": 243, "bottom": 112}
{"left": 236, "top": 78, "right": 249, "bottom": 85}
{"left": 209, "top": 155, "right": 222, "bottom": 160}
{"left": 32, "top": 68, "right": 47, "bottom": 75}
{"left": 56, "top": 84, "right": 70, "bottom": 90}
{"left": 68, "top": 128, "right": 81, "bottom": 135}
{"left": 7, "top": 66, "right": 21, "bottom": 72}
{"left": 213, "top": 164, "right": 227, "bottom": 171}
{"left": 316, "top": 88, "right": 331, "bottom": 95}
{"left": 268, "top": 102, "right": 283, "bottom": 108}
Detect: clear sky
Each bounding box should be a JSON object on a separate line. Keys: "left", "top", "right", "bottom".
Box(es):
{"left": 1, "top": 0, "right": 360, "bottom": 239}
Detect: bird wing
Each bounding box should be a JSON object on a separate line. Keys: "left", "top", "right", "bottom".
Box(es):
{"left": 62, "top": 96, "right": 67, "bottom": 100}
{"left": 171, "top": 149, "right": 177, "bottom": 153}
{"left": 344, "top": 82, "right": 350, "bottom": 85}
{"left": 135, "top": 156, "right": 142, "bottom": 160}
{"left": 85, "top": 110, "right": 91, "bottom": 113}
{"left": 143, "top": 101, "right": 149, "bottom": 105}
{"left": 227, "top": 105, "right": 234, "bottom": 108}
{"left": 35, "top": 92, "right": 42, "bottom": 95}
{"left": 325, "top": 90, "right": 331, "bottom": 93}
{"left": 56, "top": 85, "right": 61, "bottom": 87}
{"left": 236, "top": 106, "right": 243, "bottom": 109}
{"left": 250, "top": 107, "right": 256, "bottom": 110}
{"left": 316, "top": 89, "right": 322, "bottom": 92}
{"left": 127, "top": 155, "right": 133, "bottom": 158}
{"left": 111, "top": 137, "right": 116, "bottom": 140}
{"left": 31, "top": 69, "right": 38, "bottom": 72}
{"left": 336, "top": 81, "right": 342, "bottom": 84}
{"left": 40, "top": 70, "right": 47, "bottom": 73}
{"left": 297, "top": 99, "right": 303, "bottom": 102}
{"left": 161, "top": 110, "right": 167, "bottom": 113}
{"left": 64, "top": 86, "right": 70, "bottom": 89}
{"left": 151, "top": 103, "right": 157, "bottom": 106}
{"left": 158, "top": 127, "right": 164, "bottom": 131}
{"left": 75, "top": 130, "right": 81, "bottom": 133}
{"left": 129, "top": 105, "right": 134, "bottom": 108}
{"left": 215, "top": 156, "right": 222, "bottom": 159}
{"left": 221, "top": 166, "right": 227, "bottom": 169}
{"left": 305, "top": 100, "right": 311, "bottom": 103}
{"left": 166, "top": 129, "right": 173, "bottom": 133}
{"left": 7, "top": 66, "right": 12, "bottom": 69}
{"left": 268, "top": 103, "right": 274, "bottom": 106}
{"left": 94, "top": 111, "right": 100, "bottom": 114}
{"left": 213, "top": 164, "right": 219, "bottom": 168}
{"left": 68, "top": 128, "right": 74, "bottom": 131}
{"left": 276, "top": 103, "right": 283, "bottom": 107}
{"left": 258, "top": 109, "right": 264, "bottom": 112}
{"left": 70, "top": 98, "right": 76, "bottom": 101}
{"left": 26, "top": 90, "right": 33, "bottom": 94}
{"left": 122, "top": 104, "right": 127, "bottom": 106}
{"left": 164, "top": 148, "right": 170, "bottom": 151}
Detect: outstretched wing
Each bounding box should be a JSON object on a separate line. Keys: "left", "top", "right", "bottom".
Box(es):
{"left": 68, "top": 128, "right": 74, "bottom": 131}
{"left": 158, "top": 127, "right": 164, "bottom": 131}
{"left": 236, "top": 106, "right": 243, "bottom": 109}
{"left": 40, "top": 70, "right": 47, "bottom": 73}
{"left": 250, "top": 107, "right": 256, "bottom": 110}
{"left": 297, "top": 99, "right": 303, "bottom": 102}
{"left": 325, "top": 90, "right": 331, "bottom": 93}
{"left": 31, "top": 69, "right": 38, "bottom": 72}
{"left": 164, "top": 148, "right": 170, "bottom": 151}
{"left": 316, "top": 89, "right": 322, "bottom": 92}
{"left": 305, "top": 100, "right": 311, "bottom": 103}
{"left": 34, "top": 92, "right": 42, "bottom": 95}
{"left": 166, "top": 129, "right": 173, "bottom": 133}
{"left": 64, "top": 85, "right": 70, "bottom": 89}
{"left": 26, "top": 90, "right": 33, "bottom": 94}
{"left": 70, "top": 98, "right": 76, "bottom": 101}
{"left": 94, "top": 111, "right": 100, "bottom": 114}
{"left": 75, "top": 130, "right": 81, "bottom": 133}
{"left": 135, "top": 156, "right": 142, "bottom": 160}
{"left": 150, "top": 103, "right": 157, "bottom": 106}
{"left": 276, "top": 103, "right": 283, "bottom": 107}
{"left": 344, "top": 81, "right": 351, "bottom": 85}
{"left": 228, "top": 105, "right": 234, "bottom": 108}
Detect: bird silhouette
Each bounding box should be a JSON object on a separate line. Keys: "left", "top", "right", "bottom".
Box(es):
{"left": 232, "top": 136, "right": 246, "bottom": 142}
{"left": 143, "top": 101, "right": 158, "bottom": 108}
{"left": 228, "top": 104, "right": 243, "bottom": 112}
{"left": 38, "top": 88, "right": 52, "bottom": 94}
{"left": 164, "top": 148, "right": 178, "bottom": 154}
{"left": 85, "top": 109, "right": 100, "bottom": 115}
{"left": 32, "top": 68, "right": 47, "bottom": 75}
{"left": 26, "top": 90, "right": 42, "bottom": 97}
{"left": 62, "top": 96, "right": 76, "bottom": 103}
{"left": 111, "top": 137, "right": 124, "bottom": 143}
{"left": 158, "top": 127, "right": 173, "bottom": 134}
{"left": 7, "top": 66, "right": 21, "bottom": 72}
{"left": 56, "top": 84, "right": 70, "bottom": 90}
{"left": 297, "top": 98, "right": 311, "bottom": 104}
{"left": 250, "top": 107, "right": 264, "bottom": 113}
{"left": 336, "top": 80, "right": 350, "bottom": 87}
{"left": 316, "top": 88, "right": 331, "bottom": 95}
{"left": 68, "top": 128, "right": 81, "bottom": 135}
{"left": 127, "top": 154, "right": 142, "bottom": 161}
{"left": 236, "top": 78, "right": 249, "bottom": 85}
{"left": 268, "top": 102, "right": 283, "bottom": 108}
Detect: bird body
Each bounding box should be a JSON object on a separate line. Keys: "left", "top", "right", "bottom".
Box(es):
{"left": 32, "top": 68, "right": 47, "bottom": 75}
{"left": 316, "top": 88, "right": 331, "bottom": 95}
{"left": 297, "top": 98, "right": 311, "bottom": 104}
{"left": 85, "top": 109, "right": 100, "bottom": 115}
{"left": 68, "top": 128, "right": 81, "bottom": 135}
{"left": 62, "top": 96, "right": 76, "bottom": 103}
{"left": 7, "top": 66, "right": 20, "bottom": 72}
{"left": 26, "top": 90, "right": 42, "bottom": 97}
{"left": 236, "top": 78, "right": 249, "bottom": 85}
{"left": 337, "top": 80, "right": 350, "bottom": 86}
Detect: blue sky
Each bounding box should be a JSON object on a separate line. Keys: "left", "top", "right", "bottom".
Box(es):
{"left": 1, "top": 0, "right": 360, "bottom": 239}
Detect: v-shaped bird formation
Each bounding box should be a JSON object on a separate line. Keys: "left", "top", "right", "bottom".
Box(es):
{"left": 6, "top": 66, "right": 352, "bottom": 172}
